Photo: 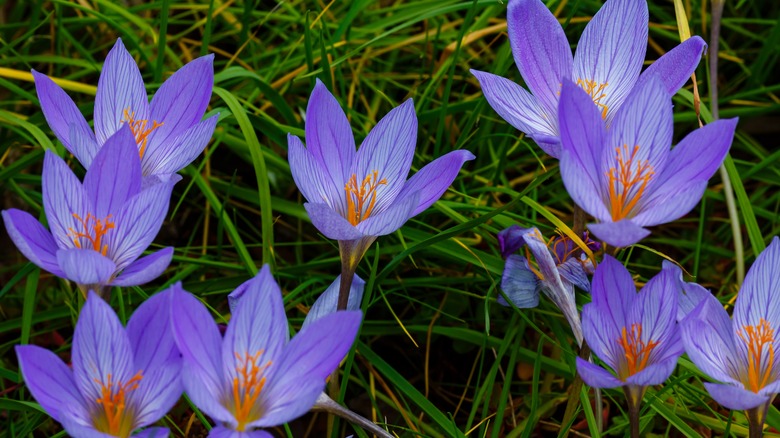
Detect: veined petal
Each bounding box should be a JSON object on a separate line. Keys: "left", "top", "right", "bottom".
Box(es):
{"left": 83, "top": 125, "right": 143, "bottom": 219}
{"left": 630, "top": 181, "right": 708, "bottom": 228}
{"left": 500, "top": 255, "right": 540, "bottom": 308}
{"left": 394, "top": 149, "right": 475, "bottom": 217}
{"left": 181, "top": 362, "right": 234, "bottom": 426}
{"left": 734, "top": 237, "right": 780, "bottom": 333}
{"left": 2, "top": 209, "right": 63, "bottom": 276}
{"left": 112, "top": 247, "right": 174, "bottom": 287}
{"left": 507, "top": 0, "right": 573, "bottom": 118}
{"left": 142, "top": 114, "right": 219, "bottom": 176}
{"left": 302, "top": 274, "right": 366, "bottom": 328}
{"left": 351, "top": 99, "right": 417, "bottom": 214}
{"left": 304, "top": 202, "right": 363, "bottom": 241}
{"left": 209, "top": 426, "right": 272, "bottom": 438}
{"left": 590, "top": 255, "right": 635, "bottom": 335}
{"left": 637, "top": 36, "right": 707, "bottom": 96}
{"left": 572, "top": 0, "right": 648, "bottom": 121}
{"left": 582, "top": 303, "right": 622, "bottom": 369}
{"left": 627, "top": 266, "right": 679, "bottom": 358}
{"left": 587, "top": 219, "right": 650, "bottom": 248}
{"left": 42, "top": 151, "right": 91, "bottom": 250}
{"left": 288, "top": 134, "right": 344, "bottom": 213}
{"left": 497, "top": 225, "right": 526, "bottom": 258}
{"left": 133, "top": 428, "right": 171, "bottom": 438}
{"left": 680, "top": 298, "right": 741, "bottom": 386}
{"left": 94, "top": 38, "right": 149, "bottom": 145}
{"left": 130, "top": 360, "right": 182, "bottom": 429}
{"left": 60, "top": 418, "right": 116, "bottom": 438}
{"left": 56, "top": 248, "right": 116, "bottom": 286}
{"left": 355, "top": 191, "right": 418, "bottom": 237}
{"left": 126, "top": 288, "right": 179, "bottom": 372}
{"left": 558, "top": 257, "right": 591, "bottom": 292}
{"left": 624, "top": 355, "right": 679, "bottom": 387}
{"left": 704, "top": 382, "right": 769, "bottom": 411}
{"left": 576, "top": 357, "right": 624, "bottom": 389}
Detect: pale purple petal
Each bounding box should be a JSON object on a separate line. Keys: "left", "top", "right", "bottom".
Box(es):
{"left": 558, "top": 257, "right": 591, "bottom": 292}
{"left": 680, "top": 298, "right": 741, "bottom": 385}
{"left": 624, "top": 356, "right": 679, "bottom": 387}
{"left": 143, "top": 114, "right": 218, "bottom": 176}
{"left": 42, "top": 151, "right": 91, "bottom": 250}
{"left": 209, "top": 426, "right": 271, "bottom": 438}
{"left": 734, "top": 237, "right": 780, "bottom": 334}
{"left": 126, "top": 287, "right": 179, "bottom": 371}
{"left": 587, "top": 219, "right": 650, "bottom": 248}
{"left": 637, "top": 36, "right": 707, "bottom": 95}
{"left": 130, "top": 360, "right": 182, "bottom": 429}
{"left": 112, "top": 247, "right": 174, "bottom": 287}
{"left": 302, "top": 274, "right": 365, "bottom": 329}
{"left": 576, "top": 357, "right": 624, "bottom": 389}
{"left": 59, "top": 418, "right": 115, "bottom": 438}
{"left": 56, "top": 248, "right": 116, "bottom": 286}
{"left": 590, "top": 255, "right": 635, "bottom": 335}
{"left": 303, "top": 202, "right": 363, "bottom": 241}
{"left": 498, "top": 225, "right": 526, "bottom": 258}
{"left": 355, "top": 191, "right": 418, "bottom": 237}
{"left": 634, "top": 182, "right": 709, "bottom": 228}
{"left": 627, "top": 266, "right": 680, "bottom": 360}
{"left": 83, "top": 125, "right": 142, "bottom": 219}
{"left": 94, "top": 38, "right": 149, "bottom": 145}
{"left": 499, "top": 255, "right": 540, "bottom": 308}
{"left": 394, "top": 149, "right": 475, "bottom": 217}
{"left": 288, "top": 134, "right": 344, "bottom": 213}
{"left": 703, "top": 382, "right": 769, "bottom": 411}
{"left": 582, "top": 303, "right": 622, "bottom": 369}
{"left": 133, "top": 428, "right": 171, "bottom": 438}
{"left": 181, "top": 362, "right": 234, "bottom": 425}
{"left": 2, "top": 209, "right": 63, "bottom": 276}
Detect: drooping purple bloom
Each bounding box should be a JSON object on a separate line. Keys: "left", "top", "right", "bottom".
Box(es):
{"left": 681, "top": 237, "right": 780, "bottom": 412}
{"left": 471, "top": 0, "right": 706, "bottom": 158}
{"left": 170, "top": 265, "right": 362, "bottom": 436}
{"left": 33, "top": 38, "right": 217, "bottom": 177}
{"left": 288, "top": 79, "right": 475, "bottom": 267}
{"left": 15, "top": 290, "right": 181, "bottom": 437}
{"left": 558, "top": 74, "right": 737, "bottom": 247}
{"left": 499, "top": 226, "right": 599, "bottom": 345}
{"left": 2, "top": 125, "right": 176, "bottom": 296}
{"left": 576, "top": 256, "right": 683, "bottom": 392}
{"left": 301, "top": 274, "right": 365, "bottom": 328}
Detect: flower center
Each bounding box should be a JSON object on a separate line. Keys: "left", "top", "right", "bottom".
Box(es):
{"left": 576, "top": 79, "right": 609, "bottom": 119}
{"left": 344, "top": 170, "right": 387, "bottom": 226}
{"left": 605, "top": 144, "right": 655, "bottom": 222}
{"left": 617, "top": 323, "right": 659, "bottom": 380}
{"left": 68, "top": 213, "right": 115, "bottom": 256}
{"left": 737, "top": 318, "right": 776, "bottom": 393}
{"left": 92, "top": 372, "right": 143, "bottom": 438}
{"left": 121, "top": 108, "right": 164, "bottom": 158}
{"left": 231, "top": 350, "right": 272, "bottom": 431}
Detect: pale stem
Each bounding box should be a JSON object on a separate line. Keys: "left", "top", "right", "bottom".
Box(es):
{"left": 313, "top": 392, "right": 394, "bottom": 438}
{"left": 623, "top": 385, "right": 644, "bottom": 438}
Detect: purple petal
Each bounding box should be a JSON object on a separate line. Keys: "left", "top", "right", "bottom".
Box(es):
{"left": 394, "top": 149, "right": 475, "bottom": 217}
{"left": 302, "top": 274, "right": 366, "bottom": 329}
{"left": 15, "top": 345, "right": 89, "bottom": 424}
{"left": 32, "top": 70, "right": 98, "bottom": 166}
{"left": 637, "top": 36, "right": 707, "bottom": 96}
{"left": 587, "top": 219, "right": 650, "bottom": 248}
{"left": 147, "top": 54, "right": 215, "bottom": 151}
{"left": 351, "top": 99, "right": 417, "bottom": 214}
{"left": 558, "top": 80, "right": 610, "bottom": 221}
{"left": 303, "top": 202, "right": 363, "bottom": 241}
{"left": 56, "top": 248, "right": 116, "bottom": 286}
{"left": 130, "top": 360, "right": 183, "bottom": 429}
{"left": 142, "top": 114, "right": 219, "bottom": 176}
{"left": 576, "top": 357, "right": 624, "bottom": 389}
{"left": 112, "top": 247, "right": 174, "bottom": 287}
{"left": 507, "top": 0, "right": 573, "bottom": 118}
{"left": 662, "top": 260, "right": 714, "bottom": 322}
{"left": 2, "top": 209, "right": 63, "bottom": 276}
{"left": 734, "top": 237, "right": 780, "bottom": 335}
{"left": 126, "top": 287, "right": 179, "bottom": 371}
{"left": 497, "top": 225, "right": 526, "bottom": 258}
{"left": 288, "top": 134, "right": 344, "bottom": 213}
{"left": 590, "top": 255, "right": 636, "bottom": 335}
{"left": 680, "top": 297, "right": 741, "bottom": 385}
{"left": 83, "top": 125, "right": 142, "bottom": 219}
{"left": 500, "top": 255, "right": 540, "bottom": 308}
{"left": 41, "top": 151, "right": 91, "bottom": 250}
{"left": 133, "top": 428, "right": 171, "bottom": 438}
{"left": 558, "top": 257, "right": 591, "bottom": 292}
{"left": 181, "top": 362, "right": 234, "bottom": 425}
{"left": 703, "top": 382, "right": 769, "bottom": 411}
{"left": 60, "top": 418, "right": 115, "bottom": 438}
{"left": 210, "top": 426, "right": 272, "bottom": 438}
{"left": 355, "top": 191, "right": 418, "bottom": 237}
{"left": 582, "top": 303, "right": 622, "bottom": 369}
{"left": 257, "top": 310, "right": 362, "bottom": 427}
{"left": 627, "top": 266, "right": 681, "bottom": 360}
{"left": 625, "top": 355, "right": 678, "bottom": 387}
{"left": 72, "top": 291, "right": 136, "bottom": 407}
{"left": 572, "top": 0, "right": 648, "bottom": 121}
{"left": 94, "top": 38, "right": 149, "bottom": 145}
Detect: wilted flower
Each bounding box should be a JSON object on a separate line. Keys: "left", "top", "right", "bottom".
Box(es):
{"left": 2, "top": 126, "right": 176, "bottom": 297}
{"left": 171, "top": 265, "right": 362, "bottom": 436}
{"left": 471, "top": 0, "right": 706, "bottom": 157}
{"left": 33, "top": 38, "right": 217, "bottom": 177}
{"left": 499, "top": 226, "right": 599, "bottom": 345}
{"left": 15, "top": 290, "right": 181, "bottom": 437}
{"left": 558, "top": 75, "right": 737, "bottom": 247}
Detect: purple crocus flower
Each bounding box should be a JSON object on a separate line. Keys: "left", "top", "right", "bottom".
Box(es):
{"left": 499, "top": 226, "right": 599, "bottom": 345}
{"left": 557, "top": 74, "right": 737, "bottom": 248}
{"left": 681, "top": 237, "right": 780, "bottom": 414}
{"left": 15, "top": 289, "right": 181, "bottom": 437}
{"left": 471, "top": 0, "right": 706, "bottom": 158}
{"left": 575, "top": 256, "right": 683, "bottom": 395}
{"left": 33, "top": 38, "right": 217, "bottom": 177}
{"left": 170, "top": 265, "right": 362, "bottom": 436}
{"left": 2, "top": 125, "right": 176, "bottom": 297}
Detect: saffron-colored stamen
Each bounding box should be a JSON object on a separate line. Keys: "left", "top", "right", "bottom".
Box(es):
{"left": 576, "top": 78, "right": 609, "bottom": 119}
{"left": 68, "top": 213, "right": 115, "bottom": 256}
{"left": 93, "top": 372, "right": 142, "bottom": 437}
{"left": 344, "top": 170, "right": 388, "bottom": 226}
{"left": 232, "top": 350, "right": 272, "bottom": 431}
{"left": 605, "top": 144, "right": 655, "bottom": 221}
{"left": 617, "top": 323, "right": 659, "bottom": 380}
{"left": 121, "top": 108, "right": 164, "bottom": 158}
{"left": 738, "top": 318, "right": 776, "bottom": 393}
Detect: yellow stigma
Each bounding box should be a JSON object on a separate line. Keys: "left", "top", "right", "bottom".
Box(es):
{"left": 121, "top": 108, "right": 164, "bottom": 158}
{"left": 92, "top": 372, "right": 142, "bottom": 438}
{"left": 605, "top": 144, "right": 654, "bottom": 222}
{"left": 344, "top": 170, "right": 387, "bottom": 226}
{"left": 68, "top": 213, "right": 115, "bottom": 256}
{"left": 231, "top": 350, "right": 272, "bottom": 431}
{"left": 576, "top": 78, "right": 609, "bottom": 119}
{"left": 738, "top": 318, "right": 776, "bottom": 393}
{"left": 617, "top": 323, "right": 659, "bottom": 380}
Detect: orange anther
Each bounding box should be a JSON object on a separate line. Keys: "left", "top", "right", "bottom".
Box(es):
{"left": 617, "top": 323, "right": 659, "bottom": 380}
{"left": 605, "top": 144, "right": 655, "bottom": 221}
{"left": 92, "top": 371, "right": 143, "bottom": 437}
{"left": 121, "top": 108, "right": 164, "bottom": 158}
{"left": 576, "top": 78, "right": 609, "bottom": 119}
{"left": 68, "top": 213, "right": 115, "bottom": 256}
{"left": 231, "top": 350, "right": 272, "bottom": 431}
{"left": 738, "top": 318, "right": 776, "bottom": 393}
{"left": 344, "top": 170, "right": 388, "bottom": 226}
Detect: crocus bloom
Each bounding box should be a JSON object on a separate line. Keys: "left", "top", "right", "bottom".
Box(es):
{"left": 499, "top": 226, "right": 599, "bottom": 345}
{"left": 16, "top": 290, "right": 181, "bottom": 437}
{"left": 2, "top": 125, "right": 176, "bottom": 297}
{"left": 576, "top": 256, "right": 683, "bottom": 393}
{"left": 471, "top": 0, "right": 706, "bottom": 158}
{"left": 33, "top": 38, "right": 217, "bottom": 177}
{"left": 288, "top": 79, "right": 475, "bottom": 270}
{"left": 558, "top": 75, "right": 737, "bottom": 247}
{"left": 681, "top": 237, "right": 780, "bottom": 412}
{"left": 171, "top": 265, "right": 362, "bottom": 436}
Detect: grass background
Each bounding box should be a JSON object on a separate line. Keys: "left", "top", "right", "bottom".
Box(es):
{"left": 0, "top": 0, "right": 779, "bottom": 436}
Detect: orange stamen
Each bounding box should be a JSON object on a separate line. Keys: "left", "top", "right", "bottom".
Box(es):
{"left": 344, "top": 170, "right": 388, "bottom": 226}
{"left": 121, "top": 108, "right": 164, "bottom": 158}
{"left": 617, "top": 323, "right": 659, "bottom": 380}
{"left": 93, "top": 372, "right": 142, "bottom": 437}
{"left": 737, "top": 318, "right": 776, "bottom": 393}
{"left": 576, "top": 78, "right": 609, "bottom": 119}
{"left": 605, "top": 144, "right": 654, "bottom": 221}
{"left": 231, "top": 350, "right": 272, "bottom": 431}
{"left": 68, "top": 213, "right": 115, "bottom": 256}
